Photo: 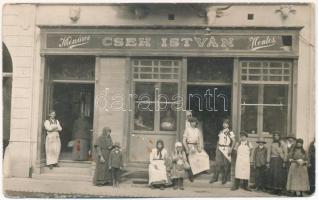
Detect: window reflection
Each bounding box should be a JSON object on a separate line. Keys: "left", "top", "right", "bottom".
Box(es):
{"left": 160, "top": 108, "right": 177, "bottom": 131}
{"left": 134, "top": 103, "right": 154, "bottom": 131}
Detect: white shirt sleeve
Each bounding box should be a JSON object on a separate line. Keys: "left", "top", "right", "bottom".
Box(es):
{"left": 56, "top": 120, "right": 62, "bottom": 132}
{"left": 44, "top": 120, "right": 54, "bottom": 132}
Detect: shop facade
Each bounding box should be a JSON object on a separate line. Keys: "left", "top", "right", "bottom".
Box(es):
{"left": 2, "top": 3, "right": 315, "bottom": 178}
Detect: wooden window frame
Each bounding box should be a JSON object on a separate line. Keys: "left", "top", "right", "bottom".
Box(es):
{"left": 239, "top": 59, "right": 293, "bottom": 137}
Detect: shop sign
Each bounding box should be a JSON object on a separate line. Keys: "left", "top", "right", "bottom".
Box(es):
{"left": 46, "top": 32, "right": 291, "bottom": 52}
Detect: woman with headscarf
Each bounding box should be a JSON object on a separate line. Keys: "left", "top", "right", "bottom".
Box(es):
{"left": 148, "top": 140, "right": 168, "bottom": 190}
{"left": 286, "top": 138, "right": 310, "bottom": 196}
{"left": 44, "top": 110, "right": 62, "bottom": 169}
{"left": 267, "top": 131, "right": 287, "bottom": 195}
{"left": 93, "top": 127, "right": 113, "bottom": 186}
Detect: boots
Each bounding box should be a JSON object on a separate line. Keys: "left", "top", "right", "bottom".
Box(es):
{"left": 173, "top": 179, "right": 178, "bottom": 190}
{"left": 178, "top": 178, "right": 184, "bottom": 190}
{"left": 231, "top": 179, "right": 240, "bottom": 190}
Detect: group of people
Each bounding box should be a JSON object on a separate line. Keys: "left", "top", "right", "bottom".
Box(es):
{"left": 44, "top": 110, "right": 315, "bottom": 195}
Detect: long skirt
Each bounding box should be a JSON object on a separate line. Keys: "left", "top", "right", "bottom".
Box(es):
{"left": 149, "top": 160, "right": 168, "bottom": 185}
{"left": 72, "top": 139, "right": 89, "bottom": 161}
{"left": 45, "top": 132, "right": 61, "bottom": 165}
{"left": 267, "top": 157, "right": 284, "bottom": 190}
{"left": 286, "top": 163, "right": 310, "bottom": 192}
{"left": 93, "top": 150, "right": 112, "bottom": 185}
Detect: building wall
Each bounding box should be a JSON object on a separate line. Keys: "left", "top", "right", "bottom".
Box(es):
{"left": 2, "top": 3, "right": 315, "bottom": 177}
{"left": 95, "top": 57, "right": 128, "bottom": 156}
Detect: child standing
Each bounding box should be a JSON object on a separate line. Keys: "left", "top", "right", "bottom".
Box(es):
{"left": 109, "top": 142, "right": 123, "bottom": 188}
{"left": 170, "top": 142, "right": 190, "bottom": 190}
{"left": 253, "top": 137, "right": 268, "bottom": 192}
{"left": 286, "top": 138, "right": 310, "bottom": 196}
{"left": 231, "top": 132, "right": 253, "bottom": 191}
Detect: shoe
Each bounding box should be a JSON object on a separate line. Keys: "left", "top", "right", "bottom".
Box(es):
{"left": 209, "top": 179, "right": 216, "bottom": 184}
{"left": 173, "top": 185, "right": 178, "bottom": 190}
{"left": 49, "top": 165, "right": 53, "bottom": 170}
{"left": 244, "top": 187, "right": 252, "bottom": 192}
{"left": 231, "top": 187, "right": 239, "bottom": 191}
{"left": 53, "top": 163, "right": 59, "bottom": 167}
{"left": 179, "top": 187, "right": 184, "bottom": 190}
{"left": 222, "top": 180, "right": 227, "bottom": 185}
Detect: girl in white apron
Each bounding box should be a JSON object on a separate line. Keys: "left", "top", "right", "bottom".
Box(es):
{"left": 231, "top": 131, "right": 253, "bottom": 191}
{"left": 148, "top": 140, "right": 168, "bottom": 190}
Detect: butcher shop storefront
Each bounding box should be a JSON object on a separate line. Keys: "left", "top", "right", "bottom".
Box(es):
{"left": 40, "top": 27, "right": 299, "bottom": 167}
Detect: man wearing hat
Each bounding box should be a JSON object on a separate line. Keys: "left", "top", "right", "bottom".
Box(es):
{"left": 253, "top": 137, "right": 268, "bottom": 192}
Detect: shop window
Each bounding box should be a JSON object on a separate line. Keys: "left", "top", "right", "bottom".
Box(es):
{"left": 240, "top": 60, "right": 291, "bottom": 136}
{"left": 132, "top": 59, "right": 180, "bottom": 133}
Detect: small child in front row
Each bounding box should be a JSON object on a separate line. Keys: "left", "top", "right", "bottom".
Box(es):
{"left": 253, "top": 137, "right": 268, "bottom": 192}
{"left": 109, "top": 142, "right": 123, "bottom": 187}
{"left": 170, "top": 142, "right": 190, "bottom": 190}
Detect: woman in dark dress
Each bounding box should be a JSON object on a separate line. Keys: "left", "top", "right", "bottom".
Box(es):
{"left": 267, "top": 132, "right": 286, "bottom": 195}
{"left": 308, "top": 139, "right": 315, "bottom": 194}
{"left": 93, "top": 127, "right": 113, "bottom": 186}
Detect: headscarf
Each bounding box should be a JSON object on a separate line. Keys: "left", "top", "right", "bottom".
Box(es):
{"left": 292, "top": 138, "right": 306, "bottom": 157}
{"left": 174, "top": 142, "right": 183, "bottom": 154}
{"left": 156, "top": 140, "right": 164, "bottom": 159}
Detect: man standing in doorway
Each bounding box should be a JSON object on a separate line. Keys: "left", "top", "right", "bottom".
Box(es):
{"left": 210, "top": 119, "right": 235, "bottom": 184}
{"left": 44, "top": 110, "right": 63, "bottom": 169}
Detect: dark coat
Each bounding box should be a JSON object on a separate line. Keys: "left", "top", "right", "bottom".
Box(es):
{"left": 109, "top": 149, "right": 123, "bottom": 168}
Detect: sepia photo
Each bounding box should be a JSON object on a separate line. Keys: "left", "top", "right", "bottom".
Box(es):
{"left": 1, "top": 0, "right": 316, "bottom": 198}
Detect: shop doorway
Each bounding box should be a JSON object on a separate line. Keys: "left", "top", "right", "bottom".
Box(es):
{"left": 187, "top": 57, "right": 233, "bottom": 160}
{"left": 52, "top": 83, "right": 94, "bottom": 160}
{"left": 187, "top": 85, "right": 231, "bottom": 160}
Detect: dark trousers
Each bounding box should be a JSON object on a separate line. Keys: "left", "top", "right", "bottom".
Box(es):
{"left": 233, "top": 178, "right": 249, "bottom": 189}
{"left": 213, "top": 149, "right": 231, "bottom": 182}
{"left": 255, "top": 166, "right": 267, "bottom": 189}
{"left": 111, "top": 167, "right": 120, "bottom": 182}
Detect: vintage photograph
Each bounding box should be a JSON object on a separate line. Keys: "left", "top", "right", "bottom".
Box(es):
{"left": 1, "top": 0, "right": 316, "bottom": 198}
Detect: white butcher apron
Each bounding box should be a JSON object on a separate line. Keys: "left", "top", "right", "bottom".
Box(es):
{"left": 44, "top": 119, "right": 62, "bottom": 165}
{"left": 235, "top": 141, "right": 252, "bottom": 180}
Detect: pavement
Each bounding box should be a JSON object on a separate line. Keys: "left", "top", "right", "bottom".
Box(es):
{"left": 2, "top": 177, "right": 277, "bottom": 198}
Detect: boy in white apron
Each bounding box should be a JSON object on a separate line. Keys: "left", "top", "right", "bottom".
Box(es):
{"left": 231, "top": 131, "right": 253, "bottom": 191}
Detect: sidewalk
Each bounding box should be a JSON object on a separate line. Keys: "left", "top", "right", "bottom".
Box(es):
{"left": 3, "top": 177, "right": 275, "bottom": 198}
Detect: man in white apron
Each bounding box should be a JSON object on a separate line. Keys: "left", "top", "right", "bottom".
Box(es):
{"left": 183, "top": 117, "right": 210, "bottom": 180}
{"left": 44, "top": 110, "right": 62, "bottom": 169}
{"left": 231, "top": 131, "right": 253, "bottom": 191}
{"left": 210, "top": 119, "right": 235, "bottom": 184}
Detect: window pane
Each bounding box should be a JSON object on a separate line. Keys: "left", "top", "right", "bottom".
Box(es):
{"left": 188, "top": 58, "right": 233, "bottom": 83}
{"left": 241, "top": 106, "right": 258, "bottom": 134}
{"left": 135, "top": 82, "right": 155, "bottom": 102}
{"left": 161, "top": 83, "right": 178, "bottom": 102}
{"left": 160, "top": 107, "right": 177, "bottom": 131}
{"left": 263, "top": 106, "right": 288, "bottom": 135}
{"left": 134, "top": 103, "right": 154, "bottom": 131}
{"left": 241, "top": 85, "right": 258, "bottom": 104}
{"left": 264, "top": 85, "right": 288, "bottom": 105}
